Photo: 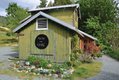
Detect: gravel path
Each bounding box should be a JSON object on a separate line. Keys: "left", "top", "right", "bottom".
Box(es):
{"left": 0, "top": 47, "right": 19, "bottom": 80}
{"left": 0, "top": 47, "right": 18, "bottom": 61}
{"left": 87, "top": 55, "right": 119, "bottom": 80}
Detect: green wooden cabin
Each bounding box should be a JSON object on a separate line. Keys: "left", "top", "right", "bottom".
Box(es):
{"left": 13, "top": 4, "right": 97, "bottom": 62}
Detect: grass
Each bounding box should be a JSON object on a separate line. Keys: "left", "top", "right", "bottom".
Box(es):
{"left": 0, "top": 69, "right": 38, "bottom": 80}
{"left": 71, "top": 62, "right": 102, "bottom": 80}
{"left": 0, "top": 61, "right": 4, "bottom": 66}
{"left": 0, "top": 61, "right": 102, "bottom": 80}
{"left": 0, "top": 31, "right": 17, "bottom": 46}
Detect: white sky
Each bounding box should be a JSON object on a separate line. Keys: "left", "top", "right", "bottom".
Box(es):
{"left": 0, "top": 0, "right": 54, "bottom": 16}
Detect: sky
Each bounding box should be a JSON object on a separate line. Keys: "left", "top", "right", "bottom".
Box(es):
{"left": 0, "top": 0, "right": 119, "bottom": 16}
{"left": 0, "top": 0, "right": 53, "bottom": 16}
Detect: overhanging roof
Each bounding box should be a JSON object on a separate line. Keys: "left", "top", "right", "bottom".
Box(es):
{"left": 13, "top": 11, "right": 97, "bottom": 40}
{"left": 29, "top": 4, "right": 79, "bottom": 12}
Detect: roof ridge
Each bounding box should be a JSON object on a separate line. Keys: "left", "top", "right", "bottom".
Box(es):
{"left": 29, "top": 4, "right": 79, "bottom": 12}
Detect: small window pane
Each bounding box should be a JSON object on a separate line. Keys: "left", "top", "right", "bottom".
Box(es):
{"left": 38, "top": 19, "right": 47, "bottom": 28}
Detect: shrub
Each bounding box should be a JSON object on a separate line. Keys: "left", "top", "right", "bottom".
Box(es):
{"left": 28, "top": 56, "right": 49, "bottom": 68}
{"left": 70, "top": 48, "right": 82, "bottom": 67}
{"left": 108, "top": 49, "right": 119, "bottom": 61}
{"left": 28, "top": 56, "right": 37, "bottom": 64}
{"left": 39, "top": 58, "right": 48, "bottom": 68}
{"left": 95, "top": 53, "right": 103, "bottom": 58}
{"left": 80, "top": 54, "right": 93, "bottom": 63}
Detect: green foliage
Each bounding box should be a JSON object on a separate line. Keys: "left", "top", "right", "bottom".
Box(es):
{"left": 38, "top": 0, "right": 47, "bottom": 8}
{"left": 78, "top": 0, "right": 118, "bottom": 24}
{"left": 71, "top": 34, "right": 79, "bottom": 50}
{"left": 77, "top": 0, "right": 119, "bottom": 56}
{"left": 85, "top": 17, "right": 101, "bottom": 37}
{"left": 70, "top": 33, "right": 82, "bottom": 67}
{"left": 92, "top": 53, "right": 103, "bottom": 58}
{"left": 6, "top": 3, "right": 29, "bottom": 29}
{"left": 104, "top": 47, "right": 119, "bottom": 61}
{"left": 70, "top": 48, "right": 82, "bottom": 67}
{"left": 0, "top": 16, "right": 7, "bottom": 27}
{"left": 108, "top": 49, "right": 119, "bottom": 61}
{"left": 28, "top": 56, "right": 48, "bottom": 68}
{"left": 53, "top": 0, "right": 72, "bottom": 6}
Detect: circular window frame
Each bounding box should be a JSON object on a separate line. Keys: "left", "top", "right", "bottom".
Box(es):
{"left": 35, "top": 34, "right": 49, "bottom": 49}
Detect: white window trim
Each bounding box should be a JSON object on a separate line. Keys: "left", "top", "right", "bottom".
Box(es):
{"left": 36, "top": 18, "right": 48, "bottom": 30}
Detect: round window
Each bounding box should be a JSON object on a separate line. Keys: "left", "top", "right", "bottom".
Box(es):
{"left": 35, "top": 34, "right": 49, "bottom": 49}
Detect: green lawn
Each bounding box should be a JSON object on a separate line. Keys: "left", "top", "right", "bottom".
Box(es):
{"left": 71, "top": 62, "right": 102, "bottom": 80}
{"left": 0, "top": 31, "right": 17, "bottom": 46}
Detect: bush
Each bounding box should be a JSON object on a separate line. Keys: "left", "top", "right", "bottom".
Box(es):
{"left": 80, "top": 54, "right": 93, "bottom": 63}
{"left": 70, "top": 48, "right": 82, "bottom": 67}
{"left": 107, "top": 49, "right": 119, "bottom": 61}
{"left": 95, "top": 53, "right": 103, "bottom": 58}
{"left": 28, "top": 56, "right": 49, "bottom": 68}
{"left": 39, "top": 58, "right": 49, "bottom": 68}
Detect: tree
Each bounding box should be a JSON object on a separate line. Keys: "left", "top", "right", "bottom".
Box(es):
{"left": 37, "top": 0, "right": 47, "bottom": 8}
{"left": 77, "top": 0, "right": 118, "bottom": 39}
{"left": 6, "top": 3, "right": 29, "bottom": 29}
{"left": 78, "top": 0, "right": 118, "bottom": 24}
{"left": 53, "top": 0, "right": 72, "bottom": 6}
{"left": 76, "top": 0, "right": 119, "bottom": 55}
{"left": 0, "top": 16, "right": 7, "bottom": 27}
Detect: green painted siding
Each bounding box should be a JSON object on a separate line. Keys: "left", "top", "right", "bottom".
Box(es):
{"left": 49, "top": 9, "right": 74, "bottom": 25}
{"left": 18, "top": 19, "right": 72, "bottom": 62}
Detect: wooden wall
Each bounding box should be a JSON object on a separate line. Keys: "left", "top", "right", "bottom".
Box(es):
{"left": 79, "top": 37, "right": 100, "bottom": 53}
{"left": 18, "top": 20, "right": 72, "bottom": 62}
{"left": 18, "top": 8, "right": 79, "bottom": 62}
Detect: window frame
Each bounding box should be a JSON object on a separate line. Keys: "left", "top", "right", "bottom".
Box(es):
{"left": 36, "top": 18, "right": 48, "bottom": 30}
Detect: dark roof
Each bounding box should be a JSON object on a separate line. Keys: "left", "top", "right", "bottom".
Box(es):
{"left": 13, "top": 11, "right": 97, "bottom": 40}
{"left": 29, "top": 4, "right": 79, "bottom": 12}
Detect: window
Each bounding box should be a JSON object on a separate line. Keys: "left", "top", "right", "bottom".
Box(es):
{"left": 35, "top": 34, "right": 49, "bottom": 49}
{"left": 36, "top": 18, "right": 48, "bottom": 30}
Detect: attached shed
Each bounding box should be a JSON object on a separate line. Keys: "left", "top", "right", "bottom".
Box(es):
{"left": 13, "top": 4, "right": 97, "bottom": 62}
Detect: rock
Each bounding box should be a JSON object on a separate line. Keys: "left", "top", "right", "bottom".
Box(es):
{"left": 25, "top": 61, "right": 30, "bottom": 66}
{"left": 47, "top": 64, "right": 52, "bottom": 68}
{"left": 19, "top": 61, "right": 24, "bottom": 66}
{"left": 18, "top": 67, "right": 25, "bottom": 71}
{"left": 39, "top": 69, "right": 49, "bottom": 75}
{"left": 53, "top": 74, "right": 58, "bottom": 78}
{"left": 16, "top": 61, "right": 20, "bottom": 65}
{"left": 31, "top": 65, "right": 36, "bottom": 69}
{"left": 48, "top": 73, "right": 52, "bottom": 77}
